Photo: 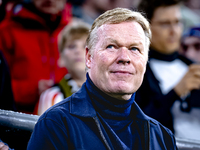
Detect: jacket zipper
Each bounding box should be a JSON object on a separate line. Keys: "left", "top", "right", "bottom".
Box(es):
{"left": 93, "top": 117, "right": 151, "bottom": 150}
{"left": 93, "top": 116, "right": 112, "bottom": 150}
{"left": 144, "top": 121, "right": 150, "bottom": 150}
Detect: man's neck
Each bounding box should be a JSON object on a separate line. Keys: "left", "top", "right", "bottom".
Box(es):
{"left": 150, "top": 45, "right": 178, "bottom": 55}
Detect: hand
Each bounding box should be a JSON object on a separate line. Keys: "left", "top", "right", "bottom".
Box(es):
{"left": 0, "top": 142, "right": 9, "bottom": 150}
{"left": 38, "top": 79, "right": 54, "bottom": 95}
{"left": 174, "top": 64, "right": 200, "bottom": 97}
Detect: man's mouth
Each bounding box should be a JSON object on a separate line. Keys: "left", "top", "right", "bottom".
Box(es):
{"left": 111, "top": 71, "right": 133, "bottom": 75}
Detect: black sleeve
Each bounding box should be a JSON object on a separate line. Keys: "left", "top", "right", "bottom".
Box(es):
{"left": 0, "top": 51, "right": 16, "bottom": 111}
{"left": 135, "top": 64, "right": 179, "bottom": 132}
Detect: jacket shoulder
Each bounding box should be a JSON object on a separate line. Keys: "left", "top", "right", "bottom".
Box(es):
{"left": 148, "top": 117, "right": 177, "bottom": 149}
{"left": 149, "top": 116, "right": 173, "bottom": 135}
{"left": 41, "top": 96, "right": 72, "bottom": 117}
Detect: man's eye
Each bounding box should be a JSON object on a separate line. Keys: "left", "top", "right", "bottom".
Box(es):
{"left": 160, "top": 22, "right": 170, "bottom": 28}
{"left": 106, "top": 45, "right": 114, "bottom": 49}
{"left": 130, "top": 47, "right": 139, "bottom": 51}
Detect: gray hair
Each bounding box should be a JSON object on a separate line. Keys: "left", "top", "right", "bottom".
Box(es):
{"left": 86, "top": 7, "right": 151, "bottom": 55}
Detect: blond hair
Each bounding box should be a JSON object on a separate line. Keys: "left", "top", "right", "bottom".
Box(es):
{"left": 86, "top": 7, "right": 151, "bottom": 54}
{"left": 58, "top": 19, "right": 90, "bottom": 53}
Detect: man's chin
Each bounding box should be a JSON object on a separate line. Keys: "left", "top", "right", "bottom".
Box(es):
{"left": 166, "top": 44, "right": 179, "bottom": 52}
{"left": 107, "top": 92, "right": 133, "bottom": 100}
{"left": 161, "top": 47, "right": 178, "bottom": 54}
{"left": 111, "top": 88, "right": 135, "bottom": 98}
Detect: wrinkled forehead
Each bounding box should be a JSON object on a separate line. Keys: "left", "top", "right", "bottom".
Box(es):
{"left": 96, "top": 22, "right": 146, "bottom": 42}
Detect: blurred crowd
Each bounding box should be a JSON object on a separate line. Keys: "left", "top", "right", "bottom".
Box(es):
{"left": 0, "top": 0, "right": 200, "bottom": 149}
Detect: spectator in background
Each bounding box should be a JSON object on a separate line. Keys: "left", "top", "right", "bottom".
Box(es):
{"left": 72, "top": 0, "right": 114, "bottom": 25}
{"left": 111, "top": 0, "right": 137, "bottom": 9}
{"left": 35, "top": 19, "right": 89, "bottom": 115}
{"left": 0, "top": 51, "right": 16, "bottom": 111}
{"left": 0, "top": 0, "right": 23, "bottom": 22}
{"left": 180, "top": 0, "right": 200, "bottom": 31}
{"left": 0, "top": 0, "right": 71, "bottom": 114}
{"left": 184, "top": 0, "right": 200, "bottom": 16}
{"left": 0, "top": 2, "right": 16, "bottom": 150}
{"left": 70, "top": 0, "right": 136, "bottom": 25}
{"left": 179, "top": 26, "right": 200, "bottom": 63}
{"left": 136, "top": 0, "right": 200, "bottom": 140}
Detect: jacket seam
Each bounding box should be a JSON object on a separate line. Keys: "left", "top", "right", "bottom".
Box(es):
{"left": 93, "top": 116, "right": 112, "bottom": 150}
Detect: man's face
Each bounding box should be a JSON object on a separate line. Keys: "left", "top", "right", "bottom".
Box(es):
{"left": 180, "top": 36, "right": 200, "bottom": 62}
{"left": 86, "top": 21, "right": 148, "bottom": 100}
{"left": 150, "top": 5, "right": 183, "bottom": 54}
{"left": 33, "top": 0, "right": 66, "bottom": 15}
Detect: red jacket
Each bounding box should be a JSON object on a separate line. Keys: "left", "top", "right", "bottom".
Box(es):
{"left": 0, "top": 3, "right": 72, "bottom": 113}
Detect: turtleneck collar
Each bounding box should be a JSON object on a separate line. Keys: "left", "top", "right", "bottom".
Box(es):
{"left": 85, "top": 73, "right": 135, "bottom": 121}
{"left": 149, "top": 48, "right": 179, "bottom": 62}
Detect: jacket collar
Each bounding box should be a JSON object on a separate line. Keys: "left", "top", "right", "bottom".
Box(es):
{"left": 69, "top": 83, "right": 96, "bottom": 117}
{"left": 149, "top": 48, "right": 179, "bottom": 62}
{"left": 69, "top": 82, "right": 152, "bottom": 123}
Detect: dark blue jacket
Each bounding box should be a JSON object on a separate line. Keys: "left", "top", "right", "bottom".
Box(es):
{"left": 27, "top": 82, "right": 177, "bottom": 150}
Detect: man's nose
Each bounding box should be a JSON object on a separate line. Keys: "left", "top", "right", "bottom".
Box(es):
{"left": 117, "top": 47, "right": 131, "bottom": 64}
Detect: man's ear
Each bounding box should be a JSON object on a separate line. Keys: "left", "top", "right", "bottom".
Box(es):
{"left": 85, "top": 47, "right": 92, "bottom": 69}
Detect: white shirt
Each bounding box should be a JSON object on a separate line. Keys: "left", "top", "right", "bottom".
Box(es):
{"left": 150, "top": 58, "right": 200, "bottom": 141}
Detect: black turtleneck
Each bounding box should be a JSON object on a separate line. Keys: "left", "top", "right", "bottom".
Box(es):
{"left": 149, "top": 48, "right": 193, "bottom": 65}
{"left": 149, "top": 49, "right": 179, "bottom": 62}
{"left": 85, "top": 73, "right": 141, "bottom": 149}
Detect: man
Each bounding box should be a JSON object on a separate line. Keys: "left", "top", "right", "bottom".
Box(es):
{"left": 27, "top": 8, "right": 177, "bottom": 149}
{"left": 180, "top": 26, "right": 200, "bottom": 63}
{"left": 136, "top": 0, "right": 200, "bottom": 140}
{"left": 0, "top": 0, "right": 71, "bottom": 113}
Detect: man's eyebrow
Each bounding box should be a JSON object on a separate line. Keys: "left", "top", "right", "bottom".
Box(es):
{"left": 104, "top": 38, "right": 118, "bottom": 43}
{"left": 102, "top": 38, "right": 119, "bottom": 45}
{"left": 102, "top": 37, "right": 144, "bottom": 48}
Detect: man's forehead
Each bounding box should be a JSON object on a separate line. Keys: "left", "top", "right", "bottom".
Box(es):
{"left": 97, "top": 21, "right": 144, "bottom": 34}
{"left": 97, "top": 22, "right": 145, "bottom": 39}
{"left": 96, "top": 22, "right": 146, "bottom": 46}
{"left": 152, "top": 5, "right": 181, "bottom": 21}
